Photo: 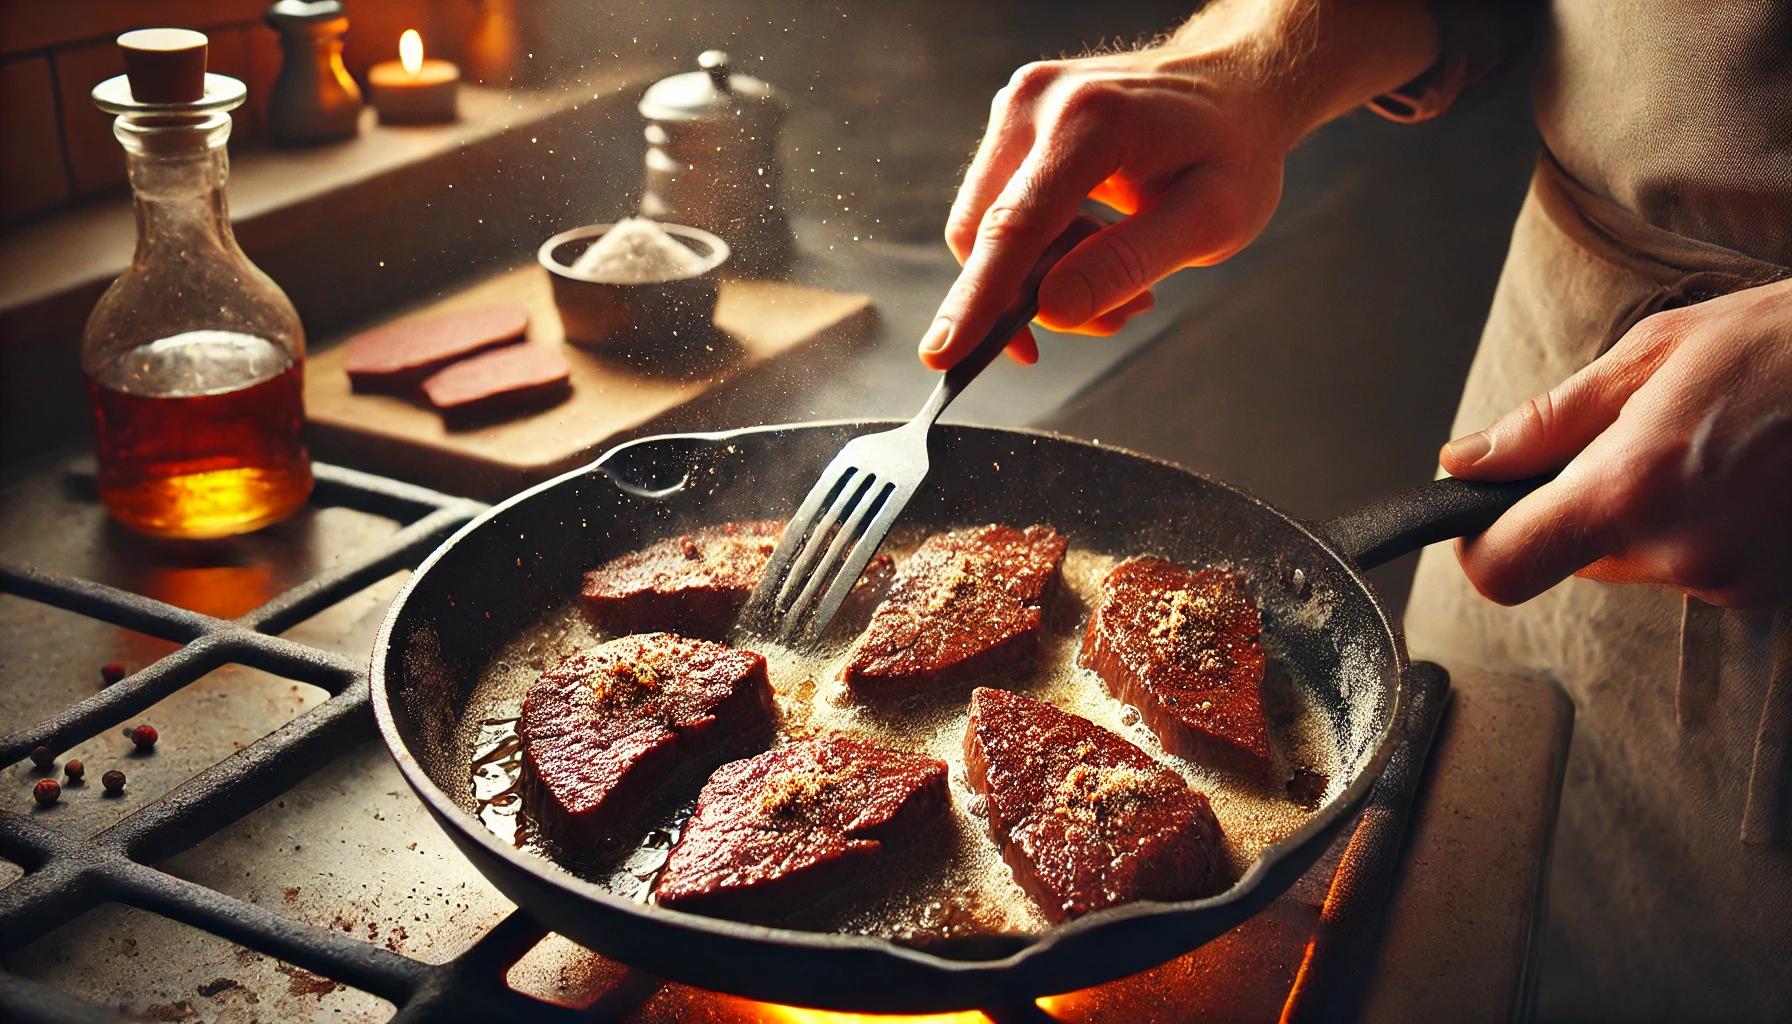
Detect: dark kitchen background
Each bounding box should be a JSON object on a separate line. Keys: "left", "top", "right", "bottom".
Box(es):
{"left": 0, "top": 0, "right": 1538, "bottom": 594}
{"left": 1, "top": 0, "right": 1551, "bottom": 1020}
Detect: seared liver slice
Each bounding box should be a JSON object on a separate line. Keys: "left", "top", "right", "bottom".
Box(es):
{"left": 1079, "top": 558, "right": 1272, "bottom": 776}
{"left": 653, "top": 736, "right": 948, "bottom": 923}
{"left": 964, "top": 687, "right": 1224, "bottom": 923}
{"left": 520, "top": 633, "right": 775, "bottom": 850}
{"left": 582, "top": 521, "right": 783, "bottom": 640}
{"left": 843, "top": 524, "right": 1067, "bottom": 700}
{"left": 345, "top": 305, "right": 528, "bottom": 392}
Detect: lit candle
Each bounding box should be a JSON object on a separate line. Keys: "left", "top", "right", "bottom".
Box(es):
{"left": 367, "top": 29, "right": 458, "bottom": 124}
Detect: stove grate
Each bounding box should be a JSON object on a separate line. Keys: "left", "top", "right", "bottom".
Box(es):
{"left": 0, "top": 464, "right": 664, "bottom": 1022}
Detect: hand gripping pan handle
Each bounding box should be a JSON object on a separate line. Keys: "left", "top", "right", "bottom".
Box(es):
{"left": 1316, "top": 473, "right": 1555, "bottom": 570}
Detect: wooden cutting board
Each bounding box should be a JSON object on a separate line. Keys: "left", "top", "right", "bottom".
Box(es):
{"left": 305, "top": 263, "right": 875, "bottom": 499}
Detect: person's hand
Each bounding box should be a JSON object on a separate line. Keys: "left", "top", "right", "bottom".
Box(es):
{"left": 920, "top": 0, "right": 1440, "bottom": 370}
{"left": 1441, "top": 278, "right": 1792, "bottom": 609}
{"left": 920, "top": 48, "right": 1295, "bottom": 369}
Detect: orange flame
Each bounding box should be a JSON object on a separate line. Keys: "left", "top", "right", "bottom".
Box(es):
{"left": 757, "top": 1009, "right": 995, "bottom": 1024}
{"left": 748, "top": 1002, "right": 1068, "bottom": 1024}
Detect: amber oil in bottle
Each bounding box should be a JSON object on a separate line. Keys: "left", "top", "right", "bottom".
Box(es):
{"left": 84, "top": 33, "right": 311, "bottom": 538}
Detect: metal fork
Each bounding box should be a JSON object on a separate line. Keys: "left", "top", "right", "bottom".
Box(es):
{"left": 739, "top": 215, "right": 1104, "bottom": 643}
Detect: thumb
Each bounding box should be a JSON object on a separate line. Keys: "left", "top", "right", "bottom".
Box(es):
{"left": 1440, "top": 314, "right": 1682, "bottom": 480}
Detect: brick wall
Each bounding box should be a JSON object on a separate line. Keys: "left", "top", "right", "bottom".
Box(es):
{"left": 0, "top": 0, "right": 467, "bottom": 230}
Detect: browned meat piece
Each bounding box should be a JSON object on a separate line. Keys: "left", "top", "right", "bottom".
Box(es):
{"left": 420, "top": 342, "right": 570, "bottom": 420}
{"left": 842, "top": 524, "right": 1067, "bottom": 700}
{"left": 345, "top": 305, "right": 528, "bottom": 392}
{"left": 1079, "top": 558, "right": 1272, "bottom": 776}
{"left": 520, "top": 633, "right": 775, "bottom": 850}
{"left": 653, "top": 736, "right": 948, "bottom": 923}
{"left": 582, "top": 522, "right": 784, "bottom": 639}
{"left": 581, "top": 525, "right": 895, "bottom": 641}
{"left": 963, "top": 687, "right": 1224, "bottom": 923}
{"left": 833, "top": 552, "right": 896, "bottom": 631}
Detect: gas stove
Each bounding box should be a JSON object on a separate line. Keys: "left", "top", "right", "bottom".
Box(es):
{"left": 1, "top": 458, "right": 1455, "bottom": 1023}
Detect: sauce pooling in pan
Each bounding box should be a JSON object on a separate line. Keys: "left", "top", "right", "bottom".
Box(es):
{"left": 465, "top": 528, "right": 1338, "bottom": 943}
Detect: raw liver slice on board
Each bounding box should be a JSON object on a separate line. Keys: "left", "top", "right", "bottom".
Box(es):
{"left": 344, "top": 305, "right": 529, "bottom": 392}
{"left": 420, "top": 342, "right": 570, "bottom": 419}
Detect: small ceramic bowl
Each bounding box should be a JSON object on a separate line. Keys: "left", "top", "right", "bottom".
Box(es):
{"left": 538, "top": 222, "right": 729, "bottom": 353}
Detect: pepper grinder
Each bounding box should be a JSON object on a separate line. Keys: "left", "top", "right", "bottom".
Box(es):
{"left": 638, "top": 50, "right": 792, "bottom": 277}
{"left": 265, "top": 0, "right": 362, "bottom": 145}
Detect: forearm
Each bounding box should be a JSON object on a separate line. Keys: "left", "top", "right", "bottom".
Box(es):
{"left": 1164, "top": 0, "right": 1440, "bottom": 146}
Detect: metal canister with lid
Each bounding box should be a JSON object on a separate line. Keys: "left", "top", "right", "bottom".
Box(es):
{"left": 638, "top": 50, "right": 791, "bottom": 277}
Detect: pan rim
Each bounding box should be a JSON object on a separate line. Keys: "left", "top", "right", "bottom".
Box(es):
{"left": 368, "top": 419, "right": 1408, "bottom": 990}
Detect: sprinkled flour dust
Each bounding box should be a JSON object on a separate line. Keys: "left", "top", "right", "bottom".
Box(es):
{"left": 464, "top": 527, "right": 1339, "bottom": 944}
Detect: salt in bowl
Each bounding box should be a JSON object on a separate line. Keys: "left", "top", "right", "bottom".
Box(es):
{"left": 538, "top": 221, "right": 729, "bottom": 353}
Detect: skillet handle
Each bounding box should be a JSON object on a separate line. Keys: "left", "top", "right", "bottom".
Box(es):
{"left": 1315, "top": 474, "right": 1554, "bottom": 570}
{"left": 591, "top": 431, "right": 729, "bottom": 499}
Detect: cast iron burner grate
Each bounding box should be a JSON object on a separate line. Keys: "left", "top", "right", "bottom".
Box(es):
{"left": 0, "top": 461, "right": 1447, "bottom": 1024}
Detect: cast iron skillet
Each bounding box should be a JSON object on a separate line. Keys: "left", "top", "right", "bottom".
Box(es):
{"left": 369, "top": 420, "right": 1538, "bottom": 1013}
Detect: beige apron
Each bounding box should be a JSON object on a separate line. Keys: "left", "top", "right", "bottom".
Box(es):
{"left": 1403, "top": 152, "right": 1792, "bottom": 1020}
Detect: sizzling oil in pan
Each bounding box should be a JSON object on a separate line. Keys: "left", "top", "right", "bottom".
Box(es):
{"left": 461, "top": 527, "right": 1339, "bottom": 944}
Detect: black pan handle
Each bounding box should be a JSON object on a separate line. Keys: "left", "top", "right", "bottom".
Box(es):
{"left": 1315, "top": 473, "right": 1554, "bottom": 571}
{"left": 914, "top": 215, "right": 1105, "bottom": 427}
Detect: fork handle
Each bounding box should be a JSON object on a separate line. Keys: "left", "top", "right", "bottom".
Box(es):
{"left": 916, "top": 214, "right": 1108, "bottom": 426}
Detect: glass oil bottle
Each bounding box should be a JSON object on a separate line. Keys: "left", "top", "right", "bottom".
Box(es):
{"left": 85, "top": 29, "right": 312, "bottom": 538}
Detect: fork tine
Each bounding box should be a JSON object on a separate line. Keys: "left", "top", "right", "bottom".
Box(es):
{"left": 756, "top": 462, "right": 855, "bottom": 592}
{"left": 738, "top": 218, "right": 1105, "bottom": 640}
{"left": 739, "top": 460, "right": 856, "bottom": 629}
{"left": 775, "top": 469, "right": 873, "bottom": 613}
{"left": 778, "top": 476, "right": 891, "bottom": 639}
{"left": 799, "top": 479, "right": 910, "bottom": 641}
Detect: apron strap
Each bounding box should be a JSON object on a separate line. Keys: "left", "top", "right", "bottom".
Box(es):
{"left": 1533, "top": 150, "right": 1792, "bottom": 355}
{"left": 1533, "top": 149, "right": 1791, "bottom": 288}
{"left": 1677, "top": 595, "right": 1725, "bottom": 729}
{"left": 1741, "top": 611, "right": 1792, "bottom": 845}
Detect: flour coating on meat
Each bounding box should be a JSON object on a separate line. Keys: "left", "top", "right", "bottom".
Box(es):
{"left": 963, "top": 686, "right": 1224, "bottom": 923}
{"left": 519, "top": 632, "right": 774, "bottom": 850}
{"left": 842, "top": 524, "right": 1066, "bottom": 700}
{"left": 1080, "top": 558, "right": 1271, "bottom": 776}
{"left": 654, "top": 736, "right": 948, "bottom": 922}
{"left": 581, "top": 521, "right": 783, "bottom": 639}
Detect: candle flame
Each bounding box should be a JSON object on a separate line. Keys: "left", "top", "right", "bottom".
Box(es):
{"left": 400, "top": 29, "right": 424, "bottom": 77}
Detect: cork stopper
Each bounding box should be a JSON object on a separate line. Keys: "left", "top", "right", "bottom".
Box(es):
{"left": 118, "top": 28, "right": 208, "bottom": 104}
